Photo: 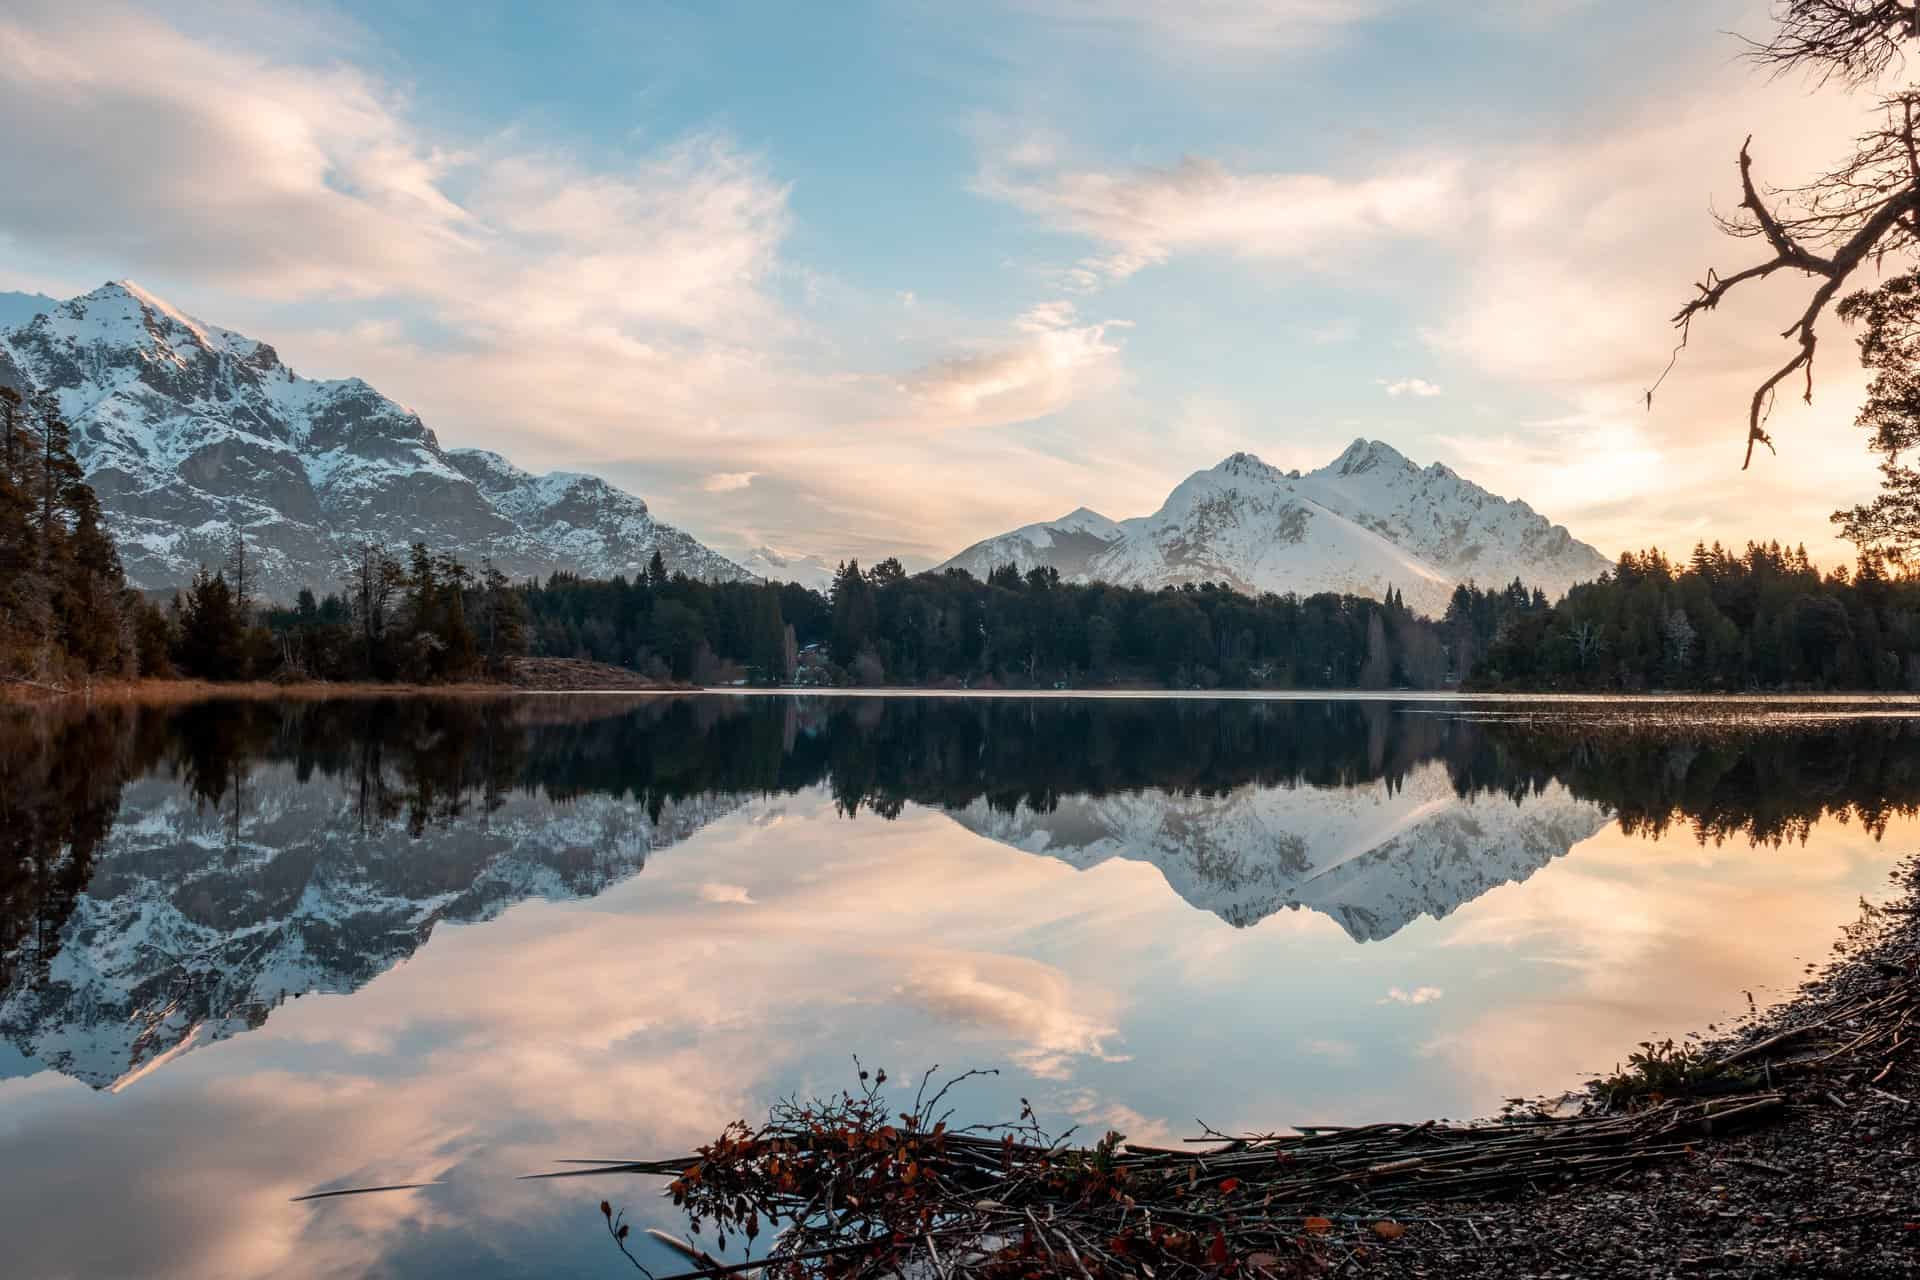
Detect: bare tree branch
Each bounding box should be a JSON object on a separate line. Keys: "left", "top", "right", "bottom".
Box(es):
{"left": 1657, "top": 97, "right": 1920, "bottom": 467}
{"left": 1742, "top": 2, "right": 1918, "bottom": 87}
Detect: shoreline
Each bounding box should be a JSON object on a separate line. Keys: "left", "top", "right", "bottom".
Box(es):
{"left": 20, "top": 676, "right": 1920, "bottom": 709}
{"left": 0, "top": 676, "right": 525, "bottom": 704}
{"left": 581, "top": 860, "right": 1920, "bottom": 1280}
{"left": 1362, "top": 858, "right": 1920, "bottom": 1278}
{"left": 0, "top": 660, "right": 697, "bottom": 704}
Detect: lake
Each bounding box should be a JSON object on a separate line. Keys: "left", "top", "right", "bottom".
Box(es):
{"left": 1, "top": 692, "right": 1914, "bottom": 1278}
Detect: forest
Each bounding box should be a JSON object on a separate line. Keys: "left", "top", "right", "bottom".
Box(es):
{"left": 1472, "top": 541, "right": 1920, "bottom": 691}
{"left": 91, "top": 538, "right": 1920, "bottom": 693}
{"left": 13, "top": 367, "right": 1920, "bottom": 693}
{"left": 11, "top": 692, "right": 1920, "bottom": 995}
{"left": 0, "top": 387, "right": 170, "bottom": 685}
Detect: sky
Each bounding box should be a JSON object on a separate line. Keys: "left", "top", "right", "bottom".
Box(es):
{"left": 0, "top": 0, "right": 1898, "bottom": 569}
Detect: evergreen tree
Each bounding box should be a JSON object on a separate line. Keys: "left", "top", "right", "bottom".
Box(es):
{"left": 174, "top": 569, "right": 243, "bottom": 678}
{"left": 477, "top": 557, "right": 528, "bottom": 676}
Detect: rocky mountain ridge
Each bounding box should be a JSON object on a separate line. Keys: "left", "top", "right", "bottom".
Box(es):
{"left": 939, "top": 441, "right": 1613, "bottom": 616}
{"left": 0, "top": 282, "right": 749, "bottom": 600}
{"left": 952, "top": 764, "right": 1613, "bottom": 940}
{"left": 0, "top": 770, "right": 743, "bottom": 1089}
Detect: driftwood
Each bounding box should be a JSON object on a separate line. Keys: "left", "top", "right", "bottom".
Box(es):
{"left": 1, "top": 673, "right": 69, "bottom": 695}
{"left": 548, "top": 961, "right": 1920, "bottom": 1279}
{"left": 530, "top": 1070, "right": 1791, "bottom": 1280}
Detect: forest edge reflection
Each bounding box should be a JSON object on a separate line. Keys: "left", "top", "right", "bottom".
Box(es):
{"left": 5, "top": 694, "right": 1920, "bottom": 1092}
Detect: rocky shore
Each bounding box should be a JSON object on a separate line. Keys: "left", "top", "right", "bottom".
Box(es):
{"left": 1368, "top": 859, "right": 1920, "bottom": 1279}
{"left": 581, "top": 860, "right": 1920, "bottom": 1280}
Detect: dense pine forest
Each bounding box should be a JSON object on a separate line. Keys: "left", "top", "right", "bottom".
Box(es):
{"left": 246, "top": 543, "right": 1920, "bottom": 693}
{"left": 12, "top": 385, "right": 1920, "bottom": 692}
{"left": 0, "top": 388, "right": 170, "bottom": 684}
{"left": 1473, "top": 542, "right": 1920, "bottom": 691}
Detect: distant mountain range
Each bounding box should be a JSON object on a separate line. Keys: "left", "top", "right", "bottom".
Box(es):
{"left": 0, "top": 767, "right": 742, "bottom": 1089}
{"left": 718, "top": 543, "right": 842, "bottom": 592}
{"left": 0, "top": 750, "right": 1610, "bottom": 1090}
{"left": 939, "top": 443, "right": 1613, "bottom": 616}
{"left": 953, "top": 765, "right": 1611, "bottom": 941}
{"left": 0, "top": 283, "right": 1611, "bottom": 611}
{"left": 0, "top": 283, "right": 750, "bottom": 600}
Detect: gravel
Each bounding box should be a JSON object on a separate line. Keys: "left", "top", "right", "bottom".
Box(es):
{"left": 1357, "top": 860, "right": 1920, "bottom": 1278}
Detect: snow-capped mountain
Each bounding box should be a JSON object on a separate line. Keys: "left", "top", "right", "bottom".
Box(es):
{"left": 939, "top": 442, "right": 1613, "bottom": 616}
{"left": 951, "top": 763, "right": 1613, "bottom": 940}
{"left": 721, "top": 543, "right": 842, "bottom": 591}
{"left": 0, "top": 290, "right": 53, "bottom": 330}
{"left": 0, "top": 282, "right": 749, "bottom": 599}
{"left": 0, "top": 768, "right": 745, "bottom": 1089}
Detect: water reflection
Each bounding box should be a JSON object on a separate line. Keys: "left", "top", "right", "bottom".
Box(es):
{"left": 0, "top": 695, "right": 1917, "bottom": 1277}
{"left": 4, "top": 696, "right": 1920, "bottom": 1090}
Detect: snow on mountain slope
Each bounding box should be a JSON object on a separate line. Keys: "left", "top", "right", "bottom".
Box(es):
{"left": 939, "top": 443, "right": 1612, "bottom": 616}
{"left": 0, "top": 769, "right": 747, "bottom": 1089}
{"left": 1294, "top": 440, "right": 1613, "bottom": 599}
{"left": 719, "top": 543, "right": 842, "bottom": 591}
{"left": 0, "top": 290, "right": 55, "bottom": 330}
{"left": 939, "top": 507, "right": 1127, "bottom": 581}
{"left": 0, "top": 282, "right": 748, "bottom": 599}
{"left": 949, "top": 763, "right": 1613, "bottom": 940}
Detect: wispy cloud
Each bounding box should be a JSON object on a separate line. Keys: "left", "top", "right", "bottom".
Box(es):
{"left": 897, "top": 952, "right": 1127, "bottom": 1080}
{"left": 0, "top": 2, "right": 1159, "bottom": 565}
{"left": 976, "top": 144, "right": 1460, "bottom": 290}
{"left": 1379, "top": 985, "right": 1444, "bottom": 1005}
{"left": 1010, "top": 0, "right": 1395, "bottom": 52}
{"left": 1380, "top": 377, "right": 1442, "bottom": 399}
{"left": 903, "top": 300, "right": 1127, "bottom": 423}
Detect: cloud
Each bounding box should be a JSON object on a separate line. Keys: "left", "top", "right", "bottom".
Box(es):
{"left": 1414, "top": 61, "right": 1886, "bottom": 562}
{"left": 903, "top": 300, "right": 1126, "bottom": 423}
{"left": 1380, "top": 377, "right": 1442, "bottom": 399}
{"left": 897, "top": 952, "right": 1126, "bottom": 1079}
{"left": 1010, "top": 0, "right": 1394, "bottom": 52}
{"left": 0, "top": 3, "right": 1158, "bottom": 566}
{"left": 0, "top": 5, "right": 790, "bottom": 335}
{"left": 977, "top": 144, "right": 1460, "bottom": 289}
{"left": 696, "top": 882, "right": 756, "bottom": 904}
{"left": 1379, "top": 986, "right": 1444, "bottom": 1005}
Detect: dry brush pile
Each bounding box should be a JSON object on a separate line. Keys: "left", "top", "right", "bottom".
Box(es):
{"left": 542, "top": 859, "right": 1920, "bottom": 1280}
{"left": 546, "top": 1066, "right": 1801, "bottom": 1280}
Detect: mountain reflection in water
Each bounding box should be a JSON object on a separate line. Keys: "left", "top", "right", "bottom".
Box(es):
{"left": 4, "top": 694, "right": 1919, "bottom": 1092}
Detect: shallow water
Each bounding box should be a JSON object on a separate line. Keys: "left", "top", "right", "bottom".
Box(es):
{"left": 0, "top": 694, "right": 1913, "bottom": 1277}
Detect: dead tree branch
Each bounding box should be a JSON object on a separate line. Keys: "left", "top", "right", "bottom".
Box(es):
{"left": 1658, "top": 97, "right": 1920, "bottom": 467}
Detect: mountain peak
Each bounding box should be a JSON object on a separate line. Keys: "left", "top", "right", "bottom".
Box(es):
{"left": 50, "top": 279, "right": 282, "bottom": 367}
{"left": 938, "top": 435, "right": 1613, "bottom": 616}
{"left": 1212, "top": 450, "right": 1282, "bottom": 481}
{"left": 1330, "top": 437, "right": 1413, "bottom": 476}
{"left": 1, "top": 286, "right": 745, "bottom": 598}
{"left": 112, "top": 279, "right": 184, "bottom": 316}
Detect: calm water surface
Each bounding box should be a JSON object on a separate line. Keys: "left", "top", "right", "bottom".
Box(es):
{"left": 0, "top": 694, "right": 1914, "bottom": 1277}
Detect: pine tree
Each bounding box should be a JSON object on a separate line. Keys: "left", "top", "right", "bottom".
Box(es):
{"left": 477, "top": 557, "right": 528, "bottom": 676}
{"left": 224, "top": 528, "right": 253, "bottom": 621}
{"left": 175, "top": 568, "right": 243, "bottom": 678}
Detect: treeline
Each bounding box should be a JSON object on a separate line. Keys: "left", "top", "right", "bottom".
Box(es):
{"left": 0, "top": 388, "right": 170, "bottom": 683}
{"left": 516, "top": 554, "right": 822, "bottom": 683}
{"left": 2, "top": 419, "right": 1554, "bottom": 694}
{"left": 37, "top": 409, "right": 1920, "bottom": 694}
{"left": 511, "top": 557, "right": 1544, "bottom": 690}
{"left": 1474, "top": 541, "right": 1920, "bottom": 691}
{"left": 120, "top": 537, "right": 528, "bottom": 685}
